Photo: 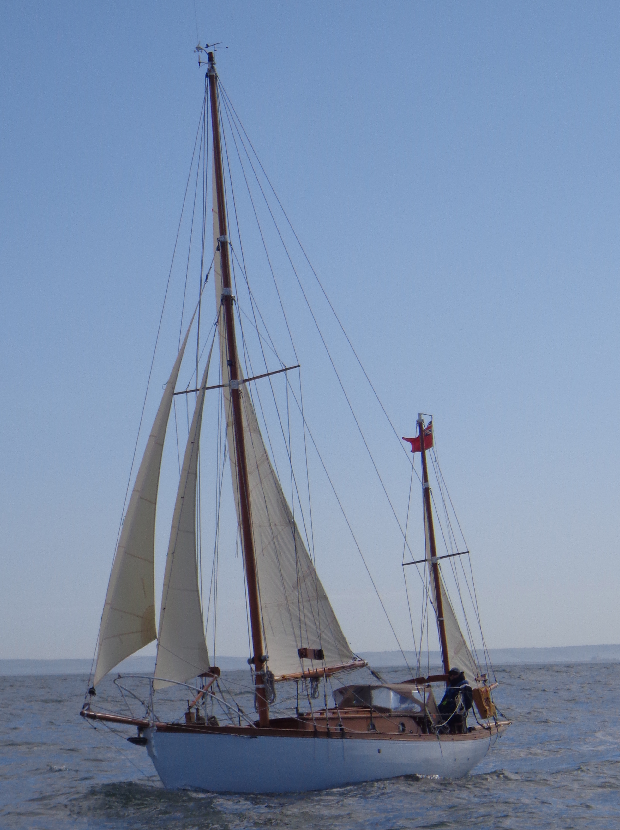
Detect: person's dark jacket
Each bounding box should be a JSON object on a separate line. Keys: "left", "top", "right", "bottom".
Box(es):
{"left": 438, "top": 672, "right": 473, "bottom": 717}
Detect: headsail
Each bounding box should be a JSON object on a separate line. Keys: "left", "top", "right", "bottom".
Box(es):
{"left": 93, "top": 315, "right": 195, "bottom": 687}
{"left": 153, "top": 342, "right": 214, "bottom": 690}
{"left": 212, "top": 172, "right": 355, "bottom": 680}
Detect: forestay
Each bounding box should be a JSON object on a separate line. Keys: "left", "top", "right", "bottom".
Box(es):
{"left": 93, "top": 316, "right": 195, "bottom": 687}
{"left": 153, "top": 342, "right": 214, "bottom": 690}
{"left": 212, "top": 173, "right": 354, "bottom": 679}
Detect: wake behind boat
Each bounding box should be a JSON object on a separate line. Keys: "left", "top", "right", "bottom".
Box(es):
{"left": 81, "top": 48, "right": 509, "bottom": 793}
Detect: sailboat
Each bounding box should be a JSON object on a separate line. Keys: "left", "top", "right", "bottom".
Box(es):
{"left": 81, "top": 50, "right": 509, "bottom": 793}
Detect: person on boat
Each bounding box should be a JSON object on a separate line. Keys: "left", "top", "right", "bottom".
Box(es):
{"left": 438, "top": 667, "right": 473, "bottom": 733}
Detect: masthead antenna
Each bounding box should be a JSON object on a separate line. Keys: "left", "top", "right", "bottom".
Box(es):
{"left": 195, "top": 42, "right": 226, "bottom": 66}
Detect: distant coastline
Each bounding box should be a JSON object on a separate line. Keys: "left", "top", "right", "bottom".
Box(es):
{"left": 2, "top": 644, "right": 620, "bottom": 676}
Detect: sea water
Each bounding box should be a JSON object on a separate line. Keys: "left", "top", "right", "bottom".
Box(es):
{"left": 1, "top": 662, "right": 619, "bottom": 829}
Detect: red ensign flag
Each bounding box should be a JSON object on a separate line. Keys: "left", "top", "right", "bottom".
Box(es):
{"left": 402, "top": 424, "right": 433, "bottom": 453}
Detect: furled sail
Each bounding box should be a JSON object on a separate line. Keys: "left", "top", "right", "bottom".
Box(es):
{"left": 212, "top": 175, "right": 355, "bottom": 679}
{"left": 423, "top": 505, "right": 480, "bottom": 683}
{"left": 93, "top": 316, "right": 195, "bottom": 687}
{"left": 153, "top": 342, "right": 214, "bottom": 690}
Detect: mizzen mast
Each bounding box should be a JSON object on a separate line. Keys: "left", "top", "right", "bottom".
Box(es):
{"left": 418, "top": 415, "right": 450, "bottom": 676}
{"left": 207, "top": 51, "right": 270, "bottom": 727}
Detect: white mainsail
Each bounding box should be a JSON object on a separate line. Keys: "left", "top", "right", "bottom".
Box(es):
{"left": 423, "top": 500, "right": 479, "bottom": 683}
{"left": 153, "top": 343, "right": 214, "bottom": 690}
{"left": 213, "top": 172, "right": 354, "bottom": 679}
{"left": 93, "top": 316, "right": 195, "bottom": 687}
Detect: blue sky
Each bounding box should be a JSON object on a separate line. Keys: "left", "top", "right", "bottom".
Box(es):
{"left": 1, "top": 1, "right": 620, "bottom": 660}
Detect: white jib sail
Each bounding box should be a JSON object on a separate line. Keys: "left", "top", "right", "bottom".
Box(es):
{"left": 93, "top": 315, "right": 195, "bottom": 687}
{"left": 212, "top": 172, "right": 354, "bottom": 679}
{"left": 423, "top": 502, "right": 480, "bottom": 684}
{"left": 153, "top": 341, "right": 214, "bottom": 690}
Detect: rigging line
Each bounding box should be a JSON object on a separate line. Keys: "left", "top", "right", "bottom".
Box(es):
{"left": 88, "top": 132, "right": 210, "bottom": 689}
{"left": 156, "top": 333, "right": 216, "bottom": 668}
{"left": 235, "top": 310, "right": 317, "bottom": 622}
{"left": 220, "top": 118, "right": 289, "bottom": 487}
{"left": 429, "top": 452, "right": 482, "bottom": 667}
{"left": 85, "top": 719, "right": 154, "bottom": 780}
{"left": 219, "top": 106, "right": 319, "bottom": 584}
{"left": 234, "top": 295, "right": 314, "bottom": 554}
{"left": 178, "top": 96, "right": 206, "bottom": 350}
{"left": 206, "top": 363, "right": 227, "bottom": 657}
{"left": 222, "top": 86, "right": 324, "bottom": 613}
{"left": 113, "top": 91, "right": 206, "bottom": 556}
{"left": 277, "top": 357, "right": 427, "bottom": 601}
{"left": 219, "top": 100, "right": 300, "bottom": 496}
{"left": 175, "top": 92, "right": 207, "bottom": 474}
{"left": 432, "top": 448, "right": 490, "bottom": 661}
{"left": 286, "top": 371, "right": 307, "bottom": 659}
{"left": 446, "top": 554, "right": 481, "bottom": 669}
{"left": 219, "top": 117, "right": 316, "bottom": 565}
{"left": 402, "top": 460, "right": 421, "bottom": 667}
{"left": 195, "top": 75, "right": 211, "bottom": 386}
{"left": 225, "top": 260, "right": 318, "bottom": 569}
{"left": 196, "top": 337, "right": 218, "bottom": 623}
{"left": 282, "top": 375, "right": 412, "bottom": 670}
{"left": 236, "top": 293, "right": 285, "bottom": 366}
{"left": 196, "top": 84, "right": 212, "bottom": 620}
{"left": 233, "top": 303, "right": 310, "bottom": 656}
{"left": 431, "top": 448, "right": 493, "bottom": 676}
{"left": 220, "top": 85, "right": 419, "bottom": 556}
{"left": 177, "top": 89, "right": 208, "bottom": 349}
{"left": 220, "top": 89, "right": 300, "bottom": 366}
{"left": 218, "top": 82, "right": 416, "bottom": 469}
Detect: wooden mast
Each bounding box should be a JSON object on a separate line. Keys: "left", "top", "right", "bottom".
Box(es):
{"left": 207, "top": 52, "right": 270, "bottom": 727}
{"left": 418, "top": 415, "right": 450, "bottom": 676}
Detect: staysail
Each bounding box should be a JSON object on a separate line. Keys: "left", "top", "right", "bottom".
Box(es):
{"left": 212, "top": 173, "right": 355, "bottom": 680}
{"left": 93, "top": 316, "right": 195, "bottom": 687}
{"left": 423, "top": 506, "right": 479, "bottom": 683}
{"left": 153, "top": 341, "right": 214, "bottom": 689}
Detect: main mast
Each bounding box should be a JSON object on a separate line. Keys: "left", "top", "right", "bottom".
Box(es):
{"left": 418, "top": 415, "right": 450, "bottom": 676}
{"left": 207, "top": 52, "right": 270, "bottom": 727}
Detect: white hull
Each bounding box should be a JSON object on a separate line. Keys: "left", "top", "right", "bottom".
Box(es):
{"left": 145, "top": 726, "right": 501, "bottom": 793}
